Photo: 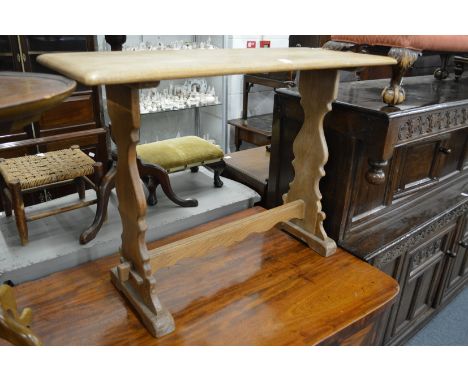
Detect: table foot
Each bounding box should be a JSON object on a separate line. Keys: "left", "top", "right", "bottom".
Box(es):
{"left": 110, "top": 268, "right": 175, "bottom": 338}
{"left": 281, "top": 221, "right": 336, "bottom": 257}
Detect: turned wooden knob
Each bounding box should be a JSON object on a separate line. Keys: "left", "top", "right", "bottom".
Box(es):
{"left": 446, "top": 250, "right": 457, "bottom": 258}
{"left": 458, "top": 241, "right": 468, "bottom": 248}
{"left": 439, "top": 147, "right": 452, "bottom": 155}
{"left": 366, "top": 159, "right": 388, "bottom": 185}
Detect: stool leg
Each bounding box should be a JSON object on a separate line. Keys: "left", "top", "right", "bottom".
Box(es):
{"left": 145, "top": 175, "right": 159, "bottom": 206}
{"left": 79, "top": 165, "right": 116, "bottom": 245}
{"left": 0, "top": 175, "right": 12, "bottom": 217}
{"left": 211, "top": 160, "right": 225, "bottom": 188}
{"left": 235, "top": 126, "right": 242, "bottom": 151}
{"left": 10, "top": 180, "right": 28, "bottom": 246}
{"left": 455, "top": 61, "right": 465, "bottom": 81}
{"left": 137, "top": 159, "right": 198, "bottom": 208}
{"left": 382, "top": 47, "right": 420, "bottom": 105}
{"left": 434, "top": 54, "right": 450, "bottom": 80}
{"left": 75, "top": 177, "right": 86, "bottom": 200}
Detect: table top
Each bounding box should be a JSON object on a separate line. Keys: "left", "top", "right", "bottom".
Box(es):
{"left": 5, "top": 207, "right": 399, "bottom": 345}
{"left": 37, "top": 48, "right": 396, "bottom": 86}
{"left": 0, "top": 72, "right": 76, "bottom": 124}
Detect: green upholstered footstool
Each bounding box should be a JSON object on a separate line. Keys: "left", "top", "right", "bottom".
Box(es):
{"left": 135, "top": 136, "right": 226, "bottom": 207}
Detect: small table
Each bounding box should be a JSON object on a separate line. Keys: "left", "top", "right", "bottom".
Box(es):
{"left": 0, "top": 72, "right": 75, "bottom": 134}
{"left": 230, "top": 114, "right": 273, "bottom": 151}
{"left": 230, "top": 73, "right": 295, "bottom": 151}
{"left": 37, "top": 48, "right": 395, "bottom": 337}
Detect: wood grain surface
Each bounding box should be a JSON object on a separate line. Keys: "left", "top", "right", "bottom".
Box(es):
{"left": 36, "top": 48, "right": 396, "bottom": 86}
{"left": 0, "top": 208, "right": 399, "bottom": 345}
{"left": 0, "top": 72, "right": 75, "bottom": 127}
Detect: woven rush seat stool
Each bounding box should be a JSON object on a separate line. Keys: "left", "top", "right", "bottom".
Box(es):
{"left": 0, "top": 145, "right": 103, "bottom": 246}
{"left": 79, "top": 136, "right": 226, "bottom": 244}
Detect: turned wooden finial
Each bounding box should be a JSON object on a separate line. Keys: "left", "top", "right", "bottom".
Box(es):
{"left": 104, "top": 35, "right": 126, "bottom": 51}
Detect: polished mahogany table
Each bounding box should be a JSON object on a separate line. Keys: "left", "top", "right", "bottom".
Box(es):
{"left": 0, "top": 208, "right": 399, "bottom": 346}
{"left": 37, "top": 48, "right": 396, "bottom": 337}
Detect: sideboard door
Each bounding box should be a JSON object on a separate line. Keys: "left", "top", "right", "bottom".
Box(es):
{"left": 385, "top": 223, "right": 457, "bottom": 344}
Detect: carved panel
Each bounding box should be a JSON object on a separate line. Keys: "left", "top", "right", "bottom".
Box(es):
{"left": 374, "top": 202, "right": 468, "bottom": 268}
{"left": 410, "top": 238, "right": 443, "bottom": 272}
{"left": 398, "top": 107, "right": 468, "bottom": 143}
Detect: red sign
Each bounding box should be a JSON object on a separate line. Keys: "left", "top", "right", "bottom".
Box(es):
{"left": 260, "top": 40, "right": 271, "bottom": 48}
{"left": 246, "top": 41, "right": 256, "bottom": 48}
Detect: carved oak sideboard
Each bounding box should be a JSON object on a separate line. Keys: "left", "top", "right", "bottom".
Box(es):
{"left": 268, "top": 74, "right": 468, "bottom": 345}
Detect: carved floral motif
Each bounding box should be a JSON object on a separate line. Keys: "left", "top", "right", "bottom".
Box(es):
{"left": 374, "top": 202, "right": 468, "bottom": 268}
{"left": 410, "top": 238, "right": 442, "bottom": 271}
{"left": 398, "top": 107, "right": 468, "bottom": 142}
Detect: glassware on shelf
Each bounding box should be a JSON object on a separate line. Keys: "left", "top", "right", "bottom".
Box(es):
{"left": 140, "top": 79, "right": 220, "bottom": 113}
{"left": 124, "top": 37, "right": 217, "bottom": 52}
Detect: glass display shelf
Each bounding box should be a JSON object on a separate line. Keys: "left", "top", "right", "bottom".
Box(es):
{"left": 140, "top": 102, "right": 222, "bottom": 115}
{"left": 98, "top": 35, "right": 229, "bottom": 150}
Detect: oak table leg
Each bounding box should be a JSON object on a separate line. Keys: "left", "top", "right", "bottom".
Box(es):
{"left": 105, "top": 84, "right": 175, "bottom": 337}
{"left": 282, "top": 69, "right": 340, "bottom": 257}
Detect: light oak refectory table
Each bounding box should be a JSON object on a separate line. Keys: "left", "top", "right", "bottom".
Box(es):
{"left": 37, "top": 48, "right": 396, "bottom": 337}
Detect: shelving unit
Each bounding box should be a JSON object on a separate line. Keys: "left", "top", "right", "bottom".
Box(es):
{"left": 99, "top": 35, "right": 229, "bottom": 151}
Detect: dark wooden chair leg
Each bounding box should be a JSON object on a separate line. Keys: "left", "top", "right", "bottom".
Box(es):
{"left": 0, "top": 172, "right": 12, "bottom": 217}
{"left": 93, "top": 162, "right": 104, "bottom": 187}
{"left": 434, "top": 54, "right": 450, "bottom": 80}
{"left": 79, "top": 165, "right": 116, "bottom": 244}
{"left": 382, "top": 47, "right": 420, "bottom": 105}
{"left": 75, "top": 177, "right": 86, "bottom": 200}
{"left": 9, "top": 180, "right": 28, "bottom": 246}
{"left": 137, "top": 158, "right": 198, "bottom": 207}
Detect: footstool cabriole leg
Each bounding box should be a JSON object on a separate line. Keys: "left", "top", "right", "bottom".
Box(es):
{"left": 282, "top": 69, "right": 339, "bottom": 257}
{"left": 79, "top": 165, "right": 116, "bottom": 245}
{"left": 454, "top": 60, "right": 464, "bottom": 81}
{"left": 382, "top": 47, "right": 420, "bottom": 105}
{"left": 434, "top": 54, "right": 450, "bottom": 80}
{"left": 105, "top": 84, "right": 175, "bottom": 338}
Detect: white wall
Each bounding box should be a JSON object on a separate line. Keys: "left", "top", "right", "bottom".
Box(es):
{"left": 226, "top": 35, "right": 289, "bottom": 121}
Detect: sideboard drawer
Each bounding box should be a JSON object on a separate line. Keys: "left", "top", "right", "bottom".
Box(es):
{"left": 438, "top": 129, "right": 467, "bottom": 179}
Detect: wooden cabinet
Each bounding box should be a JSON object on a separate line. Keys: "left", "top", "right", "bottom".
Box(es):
{"left": 270, "top": 74, "right": 468, "bottom": 344}
{"left": 381, "top": 222, "right": 457, "bottom": 344}
{"left": 0, "top": 35, "right": 107, "bottom": 208}
{"left": 442, "top": 215, "right": 468, "bottom": 301}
